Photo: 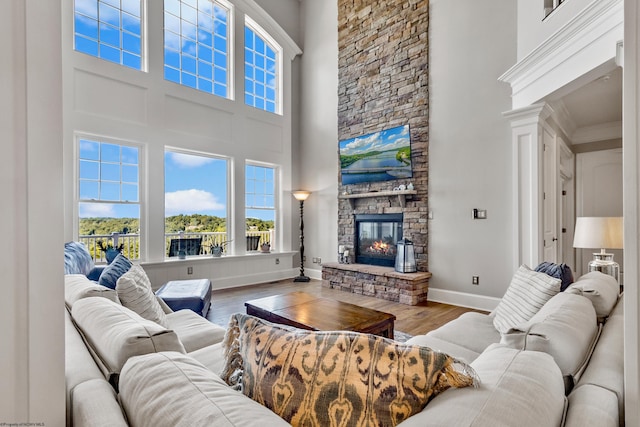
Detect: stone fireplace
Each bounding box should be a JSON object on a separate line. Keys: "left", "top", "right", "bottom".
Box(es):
{"left": 321, "top": 0, "right": 430, "bottom": 305}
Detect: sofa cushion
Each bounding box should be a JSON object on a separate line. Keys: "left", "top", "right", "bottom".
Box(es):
{"left": 574, "top": 294, "right": 624, "bottom": 425}
{"left": 116, "top": 265, "right": 168, "bottom": 327}
{"left": 425, "top": 311, "right": 500, "bottom": 355}
{"left": 221, "top": 313, "right": 478, "bottom": 427}
{"left": 71, "top": 379, "right": 129, "bottom": 427}
{"left": 565, "top": 271, "right": 619, "bottom": 322}
{"left": 397, "top": 344, "right": 566, "bottom": 427}
{"left": 65, "top": 274, "right": 119, "bottom": 309}
{"left": 500, "top": 292, "right": 599, "bottom": 392}
{"left": 64, "top": 241, "right": 95, "bottom": 276}
{"left": 119, "top": 352, "right": 291, "bottom": 427}
{"left": 165, "top": 309, "right": 226, "bottom": 353}
{"left": 404, "top": 334, "right": 481, "bottom": 364}
{"left": 71, "top": 297, "right": 185, "bottom": 386}
{"left": 492, "top": 264, "right": 561, "bottom": 334}
{"left": 564, "top": 384, "right": 619, "bottom": 427}
{"left": 535, "top": 261, "right": 574, "bottom": 291}
{"left": 98, "top": 253, "right": 132, "bottom": 289}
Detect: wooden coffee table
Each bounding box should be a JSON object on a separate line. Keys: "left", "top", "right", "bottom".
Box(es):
{"left": 245, "top": 291, "right": 396, "bottom": 339}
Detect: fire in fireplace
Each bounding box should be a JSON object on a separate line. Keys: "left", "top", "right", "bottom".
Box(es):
{"left": 355, "top": 214, "right": 403, "bottom": 267}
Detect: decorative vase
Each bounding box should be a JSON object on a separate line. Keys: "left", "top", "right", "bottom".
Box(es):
{"left": 260, "top": 243, "right": 271, "bottom": 253}
{"left": 211, "top": 246, "right": 223, "bottom": 257}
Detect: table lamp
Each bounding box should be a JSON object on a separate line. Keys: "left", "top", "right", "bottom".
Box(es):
{"left": 573, "top": 217, "right": 623, "bottom": 283}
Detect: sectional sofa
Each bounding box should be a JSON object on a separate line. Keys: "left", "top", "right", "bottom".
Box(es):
{"left": 64, "top": 265, "right": 624, "bottom": 426}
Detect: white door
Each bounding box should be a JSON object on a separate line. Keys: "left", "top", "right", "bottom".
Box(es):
{"left": 542, "top": 129, "right": 558, "bottom": 262}
{"left": 559, "top": 140, "right": 575, "bottom": 268}
{"left": 575, "top": 148, "right": 623, "bottom": 276}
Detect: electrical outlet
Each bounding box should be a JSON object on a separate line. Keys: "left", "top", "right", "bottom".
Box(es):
{"left": 312, "top": 257, "right": 322, "bottom": 264}
{"left": 472, "top": 276, "right": 479, "bottom": 285}
{"left": 275, "top": 258, "right": 280, "bottom": 265}
{"left": 187, "top": 266, "right": 193, "bottom": 275}
{"left": 303, "top": 256, "right": 306, "bottom": 262}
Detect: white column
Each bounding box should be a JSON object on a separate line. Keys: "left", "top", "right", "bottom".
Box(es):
{"left": 623, "top": 0, "right": 640, "bottom": 424}
{"left": 503, "top": 103, "right": 554, "bottom": 270}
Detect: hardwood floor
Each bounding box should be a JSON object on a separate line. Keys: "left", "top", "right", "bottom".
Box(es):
{"left": 207, "top": 278, "right": 487, "bottom": 337}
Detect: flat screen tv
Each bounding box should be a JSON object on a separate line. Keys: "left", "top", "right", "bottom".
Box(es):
{"left": 339, "top": 124, "right": 412, "bottom": 185}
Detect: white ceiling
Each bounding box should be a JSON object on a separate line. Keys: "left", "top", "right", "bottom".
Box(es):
{"left": 550, "top": 67, "right": 623, "bottom": 144}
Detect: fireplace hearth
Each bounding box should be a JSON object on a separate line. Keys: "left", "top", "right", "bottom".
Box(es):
{"left": 355, "top": 214, "right": 403, "bottom": 267}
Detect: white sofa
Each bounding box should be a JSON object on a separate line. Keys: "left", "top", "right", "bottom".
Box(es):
{"left": 64, "top": 269, "right": 624, "bottom": 427}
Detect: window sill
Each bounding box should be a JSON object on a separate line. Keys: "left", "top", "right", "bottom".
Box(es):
{"left": 140, "top": 251, "right": 296, "bottom": 268}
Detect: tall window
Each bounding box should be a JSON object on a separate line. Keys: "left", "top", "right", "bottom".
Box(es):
{"left": 74, "top": 0, "right": 143, "bottom": 70}
{"left": 164, "top": 0, "right": 231, "bottom": 97}
{"left": 245, "top": 163, "right": 276, "bottom": 250}
{"left": 164, "top": 150, "right": 229, "bottom": 256}
{"left": 78, "top": 137, "right": 141, "bottom": 261}
{"left": 244, "top": 18, "right": 280, "bottom": 114}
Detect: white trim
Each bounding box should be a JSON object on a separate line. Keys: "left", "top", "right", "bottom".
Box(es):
{"left": 235, "top": 0, "right": 302, "bottom": 60}
{"left": 499, "top": 0, "right": 623, "bottom": 108}
{"left": 427, "top": 288, "right": 500, "bottom": 313}
{"left": 211, "top": 268, "right": 298, "bottom": 289}
{"left": 571, "top": 120, "right": 622, "bottom": 144}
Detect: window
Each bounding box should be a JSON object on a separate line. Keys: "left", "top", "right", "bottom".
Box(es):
{"left": 78, "top": 137, "right": 141, "bottom": 261}
{"left": 245, "top": 163, "right": 276, "bottom": 250}
{"left": 74, "top": 0, "right": 143, "bottom": 70}
{"left": 164, "top": 150, "right": 229, "bottom": 256}
{"left": 164, "top": 0, "right": 231, "bottom": 97}
{"left": 244, "top": 17, "right": 280, "bottom": 114}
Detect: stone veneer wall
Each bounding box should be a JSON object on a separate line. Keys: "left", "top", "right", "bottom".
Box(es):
{"left": 337, "top": 0, "right": 429, "bottom": 271}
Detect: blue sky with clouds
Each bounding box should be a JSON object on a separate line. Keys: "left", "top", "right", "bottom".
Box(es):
{"left": 339, "top": 124, "right": 410, "bottom": 156}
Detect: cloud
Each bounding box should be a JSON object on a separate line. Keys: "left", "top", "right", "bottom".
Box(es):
{"left": 165, "top": 189, "right": 225, "bottom": 215}
{"left": 169, "top": 152, "right": 215, "bottom": 168}
{"left": 79, "top": 203, "right": 115, "bottom": 218}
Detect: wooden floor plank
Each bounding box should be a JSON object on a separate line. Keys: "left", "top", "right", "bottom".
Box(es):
{"left": 207, "top": 278, "right": 487, "bottom": 337}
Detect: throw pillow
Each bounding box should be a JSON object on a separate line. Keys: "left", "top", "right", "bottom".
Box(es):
{"left": 492, "top": 265, "right": 561, "bottom": 334}
{"left": 220, "top": 313, "right": 478, "bottom": 427}
{"left": 534, "top": 261, "right": 574, "bottom": 291}
{"left": 116, "top": 265, "right": 168, "bottom": 328}
{"left": 98, "top": 253, "right": 132, "bottom": 289}
{"left": 64, "top": 241, "right": 94, "bottom": 276}
{"left": 565, "top": 271, "right": 620, "bottom": 322}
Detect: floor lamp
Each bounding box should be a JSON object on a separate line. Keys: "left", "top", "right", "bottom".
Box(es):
{"left": 292, "top": 190, "right": 311, "bottom": 282}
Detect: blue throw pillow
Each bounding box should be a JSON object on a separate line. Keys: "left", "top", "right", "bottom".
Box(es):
{"left": 64, "top": 242, "right": 94, "bottom": 275}
{"left": 535, "top": 262, "right": 574, "bottom": 291}
{"left": 105, "top": 248, "right": 121, "bottom": 264}
{"left": 98, "top": 253, "right": 133, "bottom": 289}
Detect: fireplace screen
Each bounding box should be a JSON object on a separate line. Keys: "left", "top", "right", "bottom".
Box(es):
{"left": 355, "top": 214, "right": 403, "bottom": 267}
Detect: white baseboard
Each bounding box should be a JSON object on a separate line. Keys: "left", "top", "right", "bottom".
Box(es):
{"left": 212, "top": 269, "right": 299, "bottom": 290}
{"left": 305, "top": 267, "right": 323, "bottom": 280}
{"left": 427, "top": 288, "right": 500, "bottom": 312}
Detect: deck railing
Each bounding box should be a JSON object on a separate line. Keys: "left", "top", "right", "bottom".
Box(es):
{"left": 79, "top": 230, "right": 275, "bottom": 263}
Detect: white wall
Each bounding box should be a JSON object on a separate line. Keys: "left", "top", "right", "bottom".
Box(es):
{"left": 427, "top": 0, "right": 517, "bottom": 307}
{"left": 0, "top": 0, "right": 65, "bottom": 423}
{"left": 517, "top": 0, "right": 594, "bottom": 59}
{"left": 61, "top": 0, "right": 302, "bottom": 286}
{"left": 298, "top": 0, "right": 339, "bottom": 278}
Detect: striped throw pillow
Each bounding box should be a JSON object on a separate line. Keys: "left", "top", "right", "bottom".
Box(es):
{"left": 493, "top": 265, "right": 561, "bottom": 334}
{"left": 116, "top": 265, "right": 168, "bottom": 328}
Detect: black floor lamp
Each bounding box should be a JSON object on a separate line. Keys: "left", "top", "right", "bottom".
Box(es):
{"left": 292, "top": 190, "right": 311, "bottom": 282}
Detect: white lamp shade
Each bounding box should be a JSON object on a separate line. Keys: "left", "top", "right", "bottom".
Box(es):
{"left": 573, "top": 217, "right": 623, "bottom": 249}
{"left": 292, "top": 190, "right": 311, "bottom": 201}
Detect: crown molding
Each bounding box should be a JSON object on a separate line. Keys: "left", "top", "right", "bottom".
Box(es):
{"left": 572, "top": 120, "right": 622, "bottom": 144}
{"left": 499, "top": 0, "right": 623, "bottom": 108}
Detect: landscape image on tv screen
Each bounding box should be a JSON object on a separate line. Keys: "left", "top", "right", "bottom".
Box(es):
{"left": 339, "top": 124, "right": 412, "bottom": 185}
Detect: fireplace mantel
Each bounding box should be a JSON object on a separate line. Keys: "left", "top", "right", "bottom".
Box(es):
{"left": 338, "top": 189, "right": 417, "bottom": 209}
